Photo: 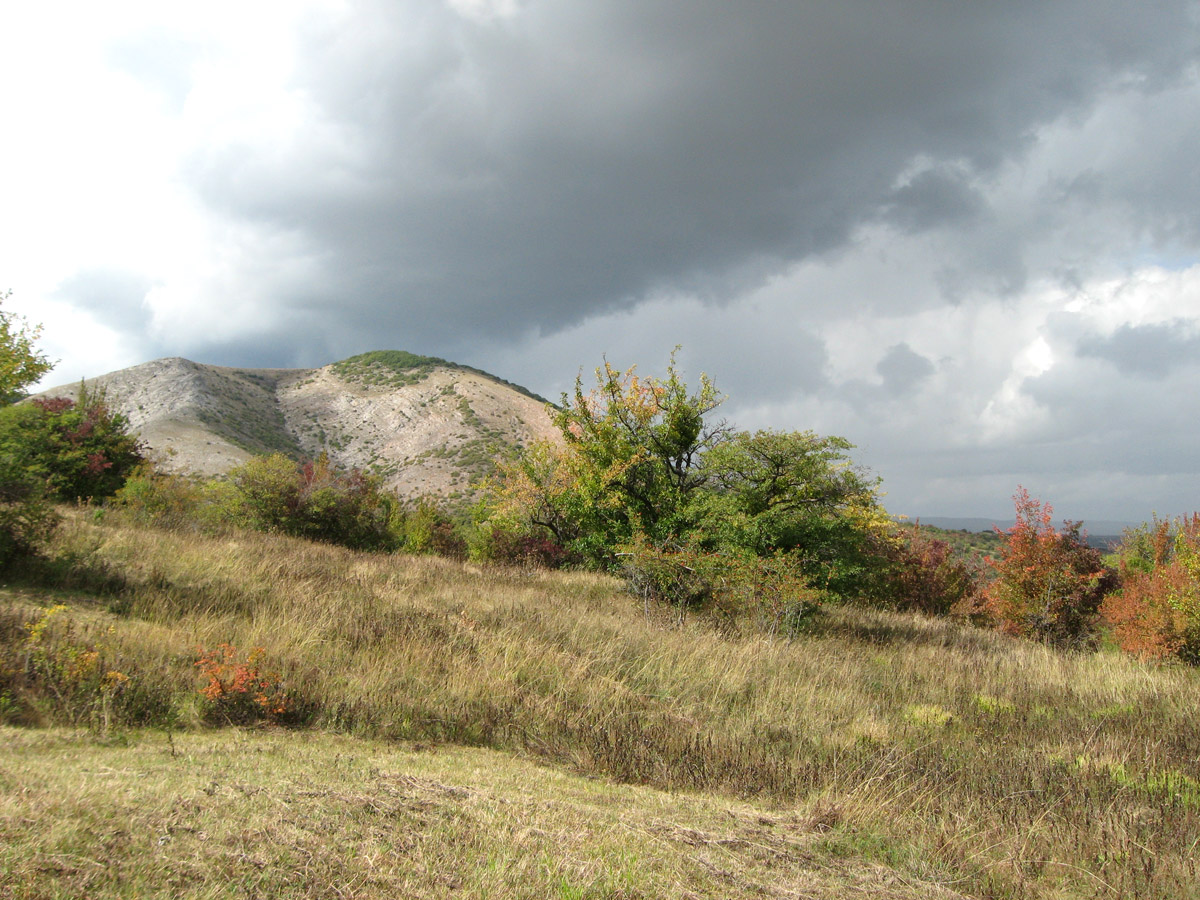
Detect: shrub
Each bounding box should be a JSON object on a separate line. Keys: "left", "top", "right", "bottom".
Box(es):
{"left": 1101, "top": 515, "right": 1200, "bottom": 663}
{"left": 0, "top": 386, "right": 145, "bottom": 503}
{"left": 470, "top": 519, "right": 571, "bottom": 568}
{"left": 221, "top": 453, "right": 397, "bottom": 551}
{"left": 113, "top": 463, "right": 213, "bottom": 531}
{"left": 194, "top": 643, "right": 292, "bottom": 726}
{"left": 0, "top": 465, "right": 57, "bottom": 569}
{"left": 881, "top": 524, "right": 981, "bottom": 616}
{"left": 979, "top": 488, "right": 1116, "bottom": 648}
{"left": 13, "top": 604, "right": 171, "bottom": 729}
{"left": 394, "top": 498, "right": 468, "bottom": 559}
{"left": 619, "top": 538, "right": 824, "bottom": 636}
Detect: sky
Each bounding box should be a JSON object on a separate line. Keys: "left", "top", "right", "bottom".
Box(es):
{"left": 3, "top": 1, "right": 1200, "bottom": 523}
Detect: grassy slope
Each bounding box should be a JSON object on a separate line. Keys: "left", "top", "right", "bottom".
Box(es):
{"left": 0, "top": 728, "right": 966, "bottom": 899}
{"left": 3, "top": 514, "right": 1200, "bottom": 898}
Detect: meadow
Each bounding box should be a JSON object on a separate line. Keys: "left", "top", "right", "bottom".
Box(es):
{"left": 3, "top": 512, "right": 1200, "bottom": 898}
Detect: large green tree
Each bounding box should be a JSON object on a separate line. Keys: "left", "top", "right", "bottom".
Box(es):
{"left": 489, "top": 354, "right": 892, "bottom": 600}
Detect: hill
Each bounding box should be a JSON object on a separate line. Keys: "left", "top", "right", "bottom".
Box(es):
{"left": 34, "top": 351, "right": 560, "bottom": 503}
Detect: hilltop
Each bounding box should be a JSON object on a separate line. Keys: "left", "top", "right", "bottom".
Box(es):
{"left": 35, "top": 351, "right": 560, "bottom": 503}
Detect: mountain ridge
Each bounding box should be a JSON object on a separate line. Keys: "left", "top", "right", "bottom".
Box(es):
{"left": 35, "top": 352, "right": 561, "bottom": 504}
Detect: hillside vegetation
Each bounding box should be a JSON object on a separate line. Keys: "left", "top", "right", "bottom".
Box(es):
{"left": 3, "top": 513, "right": 1200, "bottom": 898}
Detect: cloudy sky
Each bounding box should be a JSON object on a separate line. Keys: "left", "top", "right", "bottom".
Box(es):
{"left": 4, "top": 1, "right": 1200, "bottom": 522}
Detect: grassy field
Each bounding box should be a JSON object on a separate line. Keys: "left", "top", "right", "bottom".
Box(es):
{"left": 3, "top": 513, "right": 1200, "bottom": 898}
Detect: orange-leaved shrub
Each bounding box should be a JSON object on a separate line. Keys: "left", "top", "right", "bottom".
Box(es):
{"left": 1101, "top": 514, "right": 1200, "bottom": 663}
{"left": 978, "top": 488, "right": 1116, "bottom": 648}
{"left": 195, "top": 643, "right": 292, "bottom": 725}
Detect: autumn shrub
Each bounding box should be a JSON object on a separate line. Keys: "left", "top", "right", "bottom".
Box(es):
{"left": 880, "top": 524, "right": 981, "bottom": 616}
{"left": 0, "top": 387, "right": 144, "bottom": 503}
{"left": 194, "top": 643, "right": 293, "bottom": 726}
{"left": 12, "top": 604, "right": 172, "bottom": 729}
{"left": 978, "top": 488, "right": 1116, "bottom": 648}
{"left": 1101, "top": 515, "right": 1200, "bottom": 663}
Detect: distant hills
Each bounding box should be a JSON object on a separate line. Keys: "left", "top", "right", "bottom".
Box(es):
{"left": 35, "top": 350, "right": 561, "bottom": 504}
{"left": 916, "top": 516, "right": 1136, "bottom": 547}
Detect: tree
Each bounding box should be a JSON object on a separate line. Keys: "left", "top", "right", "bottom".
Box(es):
{"left": 0, "top": 291, "right": 54, "bottom": 403}
{"left": 488, "top": 353, "right": 891, "bottom": 604}
{"left": 0, "top": 292, "right": 58, "bottom": 567}
{"left": 543, "top": 353, "right": 726, "bottom": 557}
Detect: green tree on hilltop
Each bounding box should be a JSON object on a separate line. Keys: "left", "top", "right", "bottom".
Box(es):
{"left": 0, "top": 291, "right": 53, "bottom": 403}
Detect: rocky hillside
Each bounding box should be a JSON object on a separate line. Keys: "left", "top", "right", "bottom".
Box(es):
{"left": 35, "top": 351, "right": 561, "bottom": 503}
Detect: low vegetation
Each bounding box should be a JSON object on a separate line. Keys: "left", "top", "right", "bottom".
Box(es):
{"left": 3, "top": 516, "right": 1200, "bottom": 898}
{"left": 332, "top": 349, "right": 550, "bottom": 403}
{"left": 5, "top": 295, "right": 1200, "bottom": 897}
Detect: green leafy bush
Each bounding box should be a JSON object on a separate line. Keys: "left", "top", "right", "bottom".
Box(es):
{"left": 114, "top": 464, "right": 214, "bottom": 531}
{"left": 0, "top": 386, "right": 144, "bottom": 503}
{"left": 221, "top": 453, "right": 398, "bottom": 551}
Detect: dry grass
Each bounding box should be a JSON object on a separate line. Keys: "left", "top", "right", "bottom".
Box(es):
{"left": 0, "top": 727, "right": 970, "bottom": 899}
{"left": 4, "top": 513, "right": 1200, "bottom": 898}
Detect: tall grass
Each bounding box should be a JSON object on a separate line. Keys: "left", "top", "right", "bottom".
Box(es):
{"left": 5, "top": 512, "right": 1200, "bottom": 898}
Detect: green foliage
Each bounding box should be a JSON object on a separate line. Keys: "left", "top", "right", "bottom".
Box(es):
{"left": 332, "top": 350, "right": 446, "bottom": 388}
{"left": 489, "top": 353, "right": 892, "bottom": 611}
{"left": 332, "top": 349, "right": 550, "bottom": 403}
{"left": 393, "top": 497, "right": 468, "bottom": 559}
{"left": 0, "top": 291, "right": 54, "bottom": 404}
{"left": 978, "top": 488, "right": 1116, "bottom": 648}
{"left": 0, "top": 478, "right": 57, "bottom": 570}
{"left": 0, "top": 294, "right": 59, "bottom": 569}
{"left": 114, "top": 464, "right": 214, "bottom": 532}
{"left": 695, "top": 430, "right": 892, "bottom": 597}
{"left": 0, "top": 385, "right": 145, "bottom": 503}
{"left": 551, "top": 353, "right": 725, "bottom": 552}
{"left": 221, "top": 453, "right": 398, "bottom": 551}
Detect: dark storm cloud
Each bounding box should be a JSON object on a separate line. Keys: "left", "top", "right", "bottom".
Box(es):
{"left": 1078, "top": 320, "right": 1200, "bottom": 378}
{"left": 882, "top": 168, "right": 985, "bottom": 233}
{"left": 55, "top": 269, "right": 153, "bottom": 333}
{"left": 172, "top": 0, "right": 1200, "bottom": 353}
{"left": 876, "top": 343, "right": 936, "bottom": 394}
